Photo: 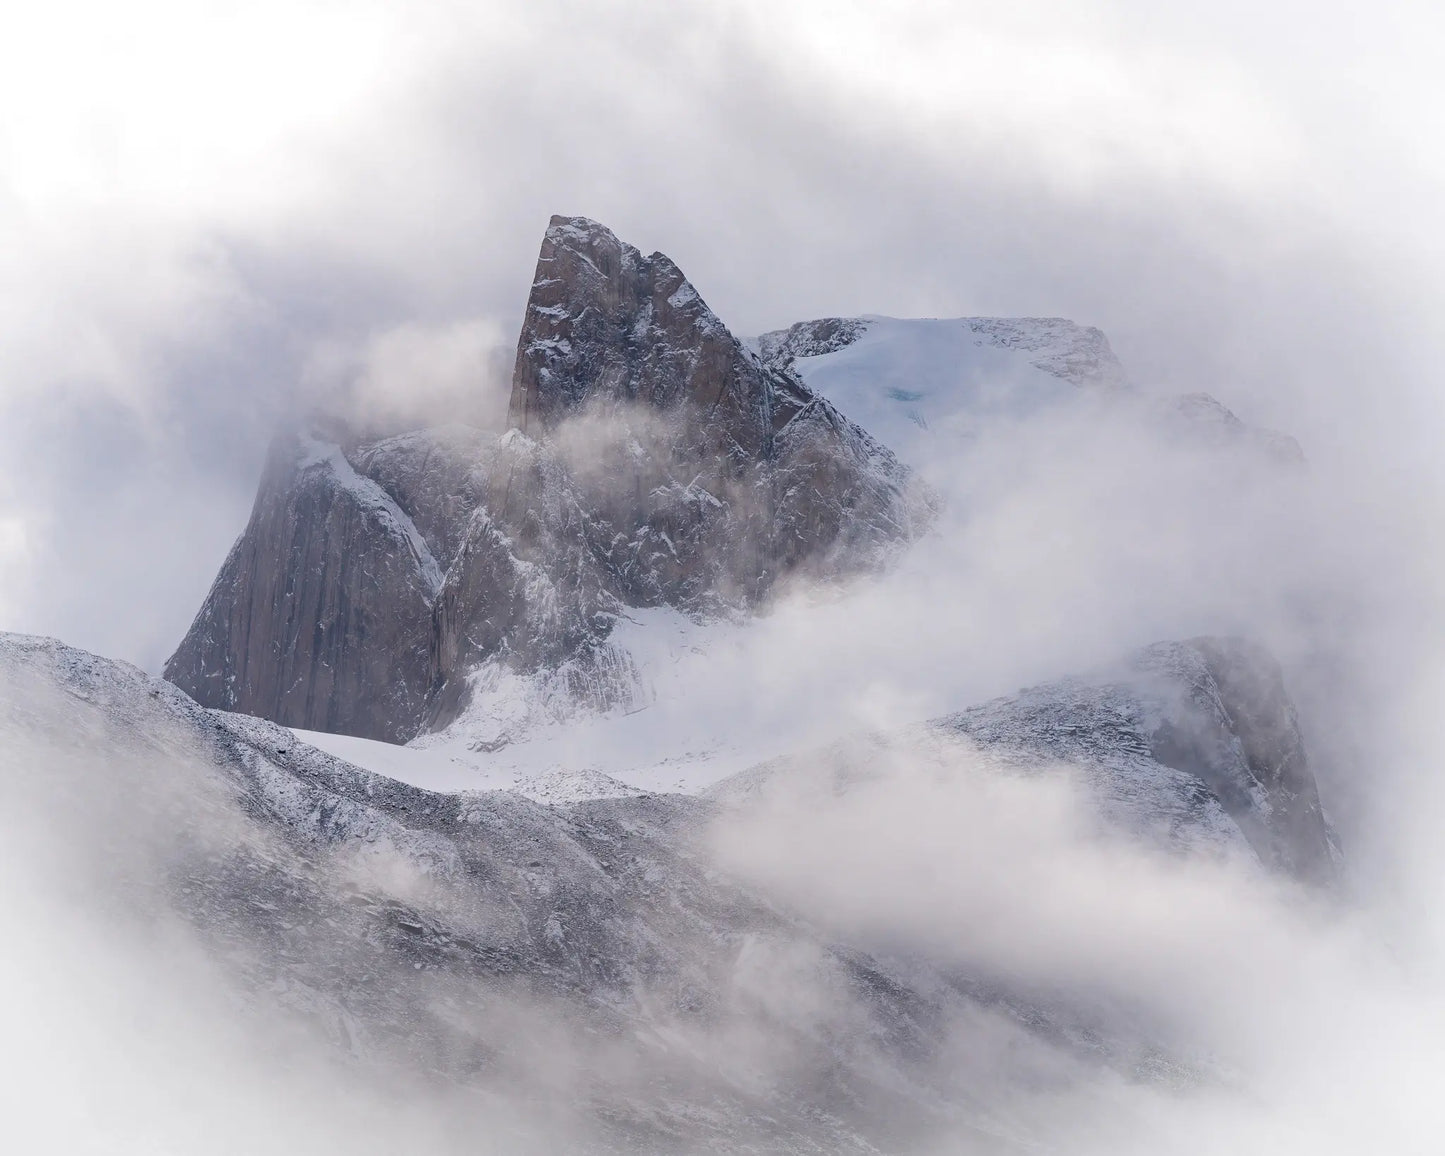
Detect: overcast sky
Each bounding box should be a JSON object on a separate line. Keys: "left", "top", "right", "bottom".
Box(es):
{"left": 2, "top": 0, "right": 1443, "bottom": 670}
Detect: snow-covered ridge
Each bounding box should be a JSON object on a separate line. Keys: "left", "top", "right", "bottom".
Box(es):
{"left": 757, "top": 314, "right": 1302, "bottom": 474}
{"left": 756, "top": 316, "right": 1123, "bottom": 470}
{"left": 759, "top": 314, "right": 1127, "bottom": 387}
{"left": 4, "top": 625, "right": 1334, "bottom": 880}
{"left": 266, "top": 611, "right": 1333, "bottom": 885}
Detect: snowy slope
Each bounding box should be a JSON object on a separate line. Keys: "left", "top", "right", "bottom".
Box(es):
{"left": 756, "top": 316, "right": 1125, "bottom": 471}
{"left": 3, "top": 627, "right": 1246, "bottom": 1153}
{"left": 756, "top": 314, "right": 1302, "bottom": 477}
{"left": 296, "top": 606, "right": 768, "bottom": 797}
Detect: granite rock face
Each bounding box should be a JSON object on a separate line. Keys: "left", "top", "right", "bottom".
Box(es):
{"left": 506, "top": 216, "right": 923, "bottom": 608}
{"left": 162, "top": 433, "right": 441, "bottom": 743}
{"left": 166, "top": 217, "right": 925, "bottom": 741}
{"left": 509, "top": 216, "right": 774, "bottom": 456}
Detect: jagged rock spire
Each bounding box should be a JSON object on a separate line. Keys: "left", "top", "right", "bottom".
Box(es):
{"left": 507, "top": 215, "right": 774, "bottom": 461}
{"left": 166, "top": 215, "right": 923, "bottom": 742}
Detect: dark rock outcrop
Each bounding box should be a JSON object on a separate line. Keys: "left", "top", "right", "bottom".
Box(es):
{"left": 162, "top": 432, "right": 441, "bottom": 742}
{"left": 504, "top": 216, "right": 922, "bottom": 608}
{"left": 166, "top": 216, "right": 924, "bottom": 741}
{"left": 509, "top": 216, "right": 774, "bottom": 456}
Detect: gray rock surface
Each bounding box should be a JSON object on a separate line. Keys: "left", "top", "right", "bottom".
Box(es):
{"left": 161, "top": 432, "right": 441, "bottom": 742}
{"left": 505, "top": 216, "right": 925, "bottom": 607}
{"left": 166, "top": 216, "right": 926, "bottom": 742}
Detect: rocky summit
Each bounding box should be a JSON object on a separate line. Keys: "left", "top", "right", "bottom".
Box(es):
{"left": 165, "top": 216, "right": 926, "bottom": 742}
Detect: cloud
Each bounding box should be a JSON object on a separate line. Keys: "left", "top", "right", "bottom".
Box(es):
{"left": 703, "top": 724, "right": 1445, "bottom": 1155}
{"left": 301, "top": 317, "right": 515, "bottom": 432}
{"left": 0, "top": 512, "right": 29, "bottom": 623}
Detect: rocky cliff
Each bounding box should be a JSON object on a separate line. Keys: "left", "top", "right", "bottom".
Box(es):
{"left": 161, "top": 431, "right": 442, "bottom": 743}
{"left": 165, "top": 216, "right": 925, "bottom": 741}
{"left": 503, "top": 216, "right": 923, "bottom": 607}
{"left": 165, "top": 217, "right": 1307, "bottom": 748}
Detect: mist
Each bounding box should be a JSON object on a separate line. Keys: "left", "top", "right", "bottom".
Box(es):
{"left": 4, "top": 0, "right": 1445, "bottom": 1152}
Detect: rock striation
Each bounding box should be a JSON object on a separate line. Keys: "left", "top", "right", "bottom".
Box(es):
{"left": 166, "top": 216, "right": 925, "bottom": 741}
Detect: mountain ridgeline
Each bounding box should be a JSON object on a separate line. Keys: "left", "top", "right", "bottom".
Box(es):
{"left": 164, "top": 216, "right": 927, "bottom": 742}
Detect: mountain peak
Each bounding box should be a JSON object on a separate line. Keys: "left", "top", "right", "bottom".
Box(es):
{"left": 507, "top": 214, "right": 752, "bottom": 446}
{"left": 167, "top": 217, "right": 924, "bottom": 742}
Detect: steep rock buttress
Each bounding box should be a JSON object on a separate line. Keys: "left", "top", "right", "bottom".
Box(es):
{"left": 166, "top": 216, "right": 924, "bottom": 740}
